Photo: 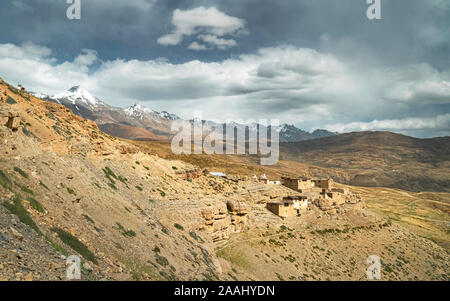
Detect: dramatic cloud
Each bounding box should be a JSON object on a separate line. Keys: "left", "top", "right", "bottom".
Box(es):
{"left": 0, "top": 0, "right": 448, "bottom": 137}
{"left": 1, "top": 42, "right": 449, "bottom": 137}
{"left": 74, "top": 49, "right": 98, "bottom": 67}
{"left": 383, "top": 64, "right": 450, "bottom": 103}
{"left": 157, "top": 7, "right": 246, "bottom": 50}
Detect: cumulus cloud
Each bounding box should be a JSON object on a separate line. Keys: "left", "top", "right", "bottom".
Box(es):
{"left": 383, "top": 64, "right": 450, "bottom": 103}
{"left": 0, "top": 42, "right": 52, "bottom": 61}
{"left": 157, "top": 6, "right": 246, "bottom": 50}
{"left": 0, "top": 42, "right": 449, "bottom": 137}
{"left": 74, "top": 49, "right": 98, "bottom": 67}
{"left": 187, "top": 42, "right": 208, "bottom": 51}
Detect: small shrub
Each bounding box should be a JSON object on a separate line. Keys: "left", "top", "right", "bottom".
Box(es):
{"left": 103, "top": 166, "right": 127, "bottom": 188}
{"left": 189, "top": 231, "right": 199, "bottom": 241}
{"left": 275, "top": 273, "right": 284, "bottom": 281}
{"left": 174, "top": 223, "right": 184, "bottom": 231}
{"left": 14, "top": 182, "right": 34, "bottom": 195}
{"left": 155, "top": 253, "right": 169, "bottom": 267}
{"left": 6, "top": 96, "right": 17, "bottom": 104}
{"left": 116, "top": 222, "right": 136, "bottom": 237}
{"left": 3, "top": 197, "right": 41, "bottom": 235}
{"left": 51, "top": 227, "right": 97, "bottom": 264}
{"left": 0, "top": 170, "right": 12, "bottom": 191}
{"left": 83, "top": 214, "right": 95, "bottom": 224}
{"left": 107, "top": 182, "right": 117, "bottom": 190}
{"left": 135, "top": 185, "right": 143, "bottom": 191}
{"left": 158, "top": 189, "right": 166, "bottom": 197}
{"left": 28, "top": 197, "right": 45, "bottom": 213}
{"left": 66, "top": 187, "right": 75, "bottom": 195}
{"left": 39, "top": 181, "right": 49, "bottom": 190}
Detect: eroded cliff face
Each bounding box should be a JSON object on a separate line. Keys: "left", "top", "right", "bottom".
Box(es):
{"left": 199, "top": 200, "right": 250, "bottom": 245}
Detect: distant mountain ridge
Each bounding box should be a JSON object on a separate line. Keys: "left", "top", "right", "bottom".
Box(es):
{"left": 39, "top": 86, "right": 179, "bottom": 140}
{"left": 34, "top": 86, "right": 337, "bottom": 142}
{"left": 276, "top": 124, "right": 336, "bottom": 142}
{"left": 280, "top": 131, "right": 450, "bottom": 192}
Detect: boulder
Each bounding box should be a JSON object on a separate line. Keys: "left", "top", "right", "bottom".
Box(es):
{"left": 226, "top": 200, "right": 248, "bottom": 216}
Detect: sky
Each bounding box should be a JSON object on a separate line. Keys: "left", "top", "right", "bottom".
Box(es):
{"left": 0, "top": 0, "right": 449, "bottom": 137}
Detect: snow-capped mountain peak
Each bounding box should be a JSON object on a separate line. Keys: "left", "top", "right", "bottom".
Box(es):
{"left": 124, "top": 103, "right": 157, "bottom": 119}
{"left": 53, "top": 86, "right": 101, "bottom": 107}
{"left": 159, "top": 111, "right": 180, "bottom": 121}
{"left": 124, "top": 103, "right": 180, "bottom": 121}
{"left": 30, "top": 92, "right": 50, "bottom": 99}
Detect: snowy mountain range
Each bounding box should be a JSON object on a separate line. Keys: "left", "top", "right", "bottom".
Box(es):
{"left": 124, "top": 103, "right": 180, "bottom": 121}
{"left": 35, "top": 86, "right": 336, "bottom": 142}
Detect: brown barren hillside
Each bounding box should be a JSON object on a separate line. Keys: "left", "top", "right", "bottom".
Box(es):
{"left": 0, "top": 77, "right": 448, "bottom": 281}
{"left": 280, "top": 131, "right": 450, "bottom": 192}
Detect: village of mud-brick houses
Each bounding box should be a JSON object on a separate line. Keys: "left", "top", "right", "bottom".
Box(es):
{"left": 195, "top": 172, "right": 365, "bottom": 244}
{"left": 264, "top": 176, "right": 363, "bottom": 218}
{"left": 175, "top": 167, "right": 365, "bottom": 222}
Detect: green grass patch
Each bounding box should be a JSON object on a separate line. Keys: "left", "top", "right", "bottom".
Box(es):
{"left": 27, "top": 197, "right": 45, "bottom": 213}
{"left": 102, "top": 166, "right": 127, "bottom": 189}
{"left": 174, "top": 223, "right": 184, "bottom": 231}
{"left": 189, "top": 231, "right": 204, "bottom": 243}
{"left": 39, "top": 181, "right": 49, "bottom": 190}
{"left": 83, "top": 214, "right": 95, "bottom": 224}
{"left": 45, "top": 236, "right": 69, "bottom": 256}
{"left": 0, "top": 170, "right": 12, "bottom": 191}
{"left": 14, "top": 182, "right": 34, "bottom": 195}
{"left": 3, "top": 197, "right": 41, "bottom": 235}
{"left": 13, "top": 167, "right": 28, "bottom": 179}
{"left": 6, "top": 96, "right": 17, "bottom": 104}
{"left": 51, "top": 227, "right": 97, "bottom": 264}
{"left": 157, "top": 189, "right": 166, "bottom": 197}
{"left": 116, "top": 222, "right": 137, "bottom": 238}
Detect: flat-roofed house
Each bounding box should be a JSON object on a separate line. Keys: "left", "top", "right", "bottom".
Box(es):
{"left": 312, "top": 178, "right": 334, "bottom": 190}
{"left": 282, "top": 177, "right": 314, "bottom": 191}
{"left": 266, "top": 196, "right": 308, "bottom": 218}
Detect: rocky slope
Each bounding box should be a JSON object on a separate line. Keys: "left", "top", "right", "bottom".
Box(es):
{"left": 0, "top": 78, "right": 448, "bottom": 281}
